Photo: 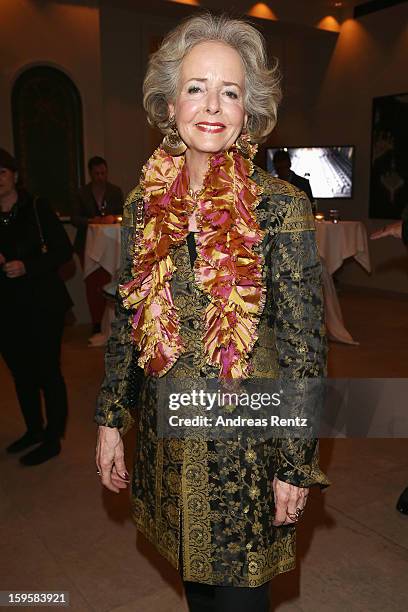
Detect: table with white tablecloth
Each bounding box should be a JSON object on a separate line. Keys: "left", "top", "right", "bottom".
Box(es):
{"left": 84, "top": 224, "right": 121, "bottom": 345}
{"left": 83, "top": 224, "right": 121, "bottom": 280}
{"left": 315, "top": 221, "right": 371, "bottom": 345}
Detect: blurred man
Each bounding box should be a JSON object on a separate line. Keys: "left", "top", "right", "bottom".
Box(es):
{"left": 371, "top": 206, "right": 408, "bottom": 515}
{"left": 71, "top": 157, "right": 123, "bottom": 338}
{"left": 273, "top": 149, "right": 315, "bottom": 212}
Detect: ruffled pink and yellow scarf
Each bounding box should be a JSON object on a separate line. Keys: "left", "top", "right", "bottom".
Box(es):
{"left": 119, "top": 145, "right": 265, "bottom": 378}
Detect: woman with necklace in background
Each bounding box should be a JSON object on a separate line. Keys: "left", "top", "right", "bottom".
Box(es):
{"left": 0, "top": 148, "right": 72, "bottom": 465}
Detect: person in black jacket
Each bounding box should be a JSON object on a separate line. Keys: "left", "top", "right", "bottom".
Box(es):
{"left": 371, "top": 206, "right": 408, "bottom": 515}
{"left": 272, "top": 149, "right": 315, "bottom": 211}
{"left": 0, "top": 148, "right": 73, "bottom": 466}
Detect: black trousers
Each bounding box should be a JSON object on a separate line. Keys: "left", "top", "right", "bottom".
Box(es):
{"left": 183, "top": 579, "right": 271, "bottom": 612}
{"left": 0, "top": 306, "right": 68, "bottom": 440}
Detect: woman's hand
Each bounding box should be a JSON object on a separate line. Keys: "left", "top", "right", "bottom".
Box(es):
{"left": 96, "top": 425, "right": 130, "bottom": 493}
{"left": 3, "top": 260, "right": 26, "bottom": 278}
{"left": 272, "top": 476, "right": 309, "bottom": 526}
{"left": 370, "top": 221, "right": 402, "bottom": 240}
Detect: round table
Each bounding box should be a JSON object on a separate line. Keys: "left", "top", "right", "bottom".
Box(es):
{"left": 315, "top": 220, "right": 371, "bottom": 275}
{"left": 84, "top": 224, "right": 121, "bottom": 346}
{"left": 83, "top": 223, "right": 121, "bottom": 280}
{"left": 315, "top": 220, "right": 371, "bottom": 345}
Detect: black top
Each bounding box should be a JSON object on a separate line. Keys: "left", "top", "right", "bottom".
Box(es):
{"left": 186, "top": 231, "right": 198, "bottom": 267}
{"left": 0, "top": 191, "right": 73, "bottom": 313}
{"left": 289, "top": 171, "right": 315, "bottom": 204}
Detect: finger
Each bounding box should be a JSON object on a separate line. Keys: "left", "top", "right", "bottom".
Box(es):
{"left": 99, "top": 456, "right": 120, "bottom": 493}
{"left": 272, "top": 489, "right": 290, "bottom": 526}
{"left": 111, "top": 467, "right": 129, "bottom": 489}
{"left": 287, "top": 495, "right": 299, "bottom": 515}
{"left": 282, "top": 488, "right": 308, "bottom": 525}
{"left": 113, "top": 454, "right": 129, "bottom": 482}
{"left": 272, "top": 476, "right": 284, "bottom": 526}
{"left": 283, "top": 489, "right": 300, "bottom": 525}
{"left": 100, "top": 467, "right": 120, "bottom": 493}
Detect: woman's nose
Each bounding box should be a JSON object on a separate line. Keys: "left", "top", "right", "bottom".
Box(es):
{"left": 205, "top": 89, "right": 220, "bottom": 114}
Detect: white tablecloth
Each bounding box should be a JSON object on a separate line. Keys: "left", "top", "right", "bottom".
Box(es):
{"left": 316, "top": 221, "right": 371, "bottom": 275}
{"left": 84, "top": 224, "right": 121, "bottom": 347}
{"left": 83, "top": 224, "right": 121, "bottom": 279}
{"left": 315, "top": 221, "right": 371, "bottom": 345}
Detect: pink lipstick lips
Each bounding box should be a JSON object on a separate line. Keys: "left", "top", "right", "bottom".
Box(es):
{"left": 195, "top": 122, "right": 226, "bottom": 134}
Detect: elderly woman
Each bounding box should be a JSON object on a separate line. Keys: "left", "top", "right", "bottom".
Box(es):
{"left": 95, "top": 13, "right": 329, "bottom": 611}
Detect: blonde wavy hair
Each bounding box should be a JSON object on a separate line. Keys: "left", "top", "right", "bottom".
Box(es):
{"left": 143, "top": 13, "right": 282, "bottom": 143}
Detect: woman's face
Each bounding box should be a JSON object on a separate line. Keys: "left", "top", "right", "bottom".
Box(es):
{"left": 0, "top": 168, "right": 16, "bottom": 199}
{"left": 169, "top": 41, "right": 247, "bottom": 156}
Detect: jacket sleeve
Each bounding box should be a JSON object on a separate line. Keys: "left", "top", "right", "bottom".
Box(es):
{"left": 94, "top": 188, "right": 144, "bottom": 436}
{"left": 270, "top": 191, "right": 330, "bottom": 488}
{"left": 23, "top": 199, "right": 73, "bottom": 277}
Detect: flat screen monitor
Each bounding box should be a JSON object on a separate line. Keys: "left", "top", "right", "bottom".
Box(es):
{"left": 266, "top": 146, "right": 354, "bottom": 199}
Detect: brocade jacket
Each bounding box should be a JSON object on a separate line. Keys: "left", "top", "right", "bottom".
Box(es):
{"left": 95, "top": 168, "right": 330, "bottom": 587}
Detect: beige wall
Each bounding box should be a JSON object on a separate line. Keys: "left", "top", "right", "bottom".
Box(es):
{"left": 0, "top": 0, "right": 104, "bottom": 323}
{"left": 1, "top": 0, "right": 407, "bottom": 322}
{"left": 0, "top": 0, "right": 104, "bottom": 174}
{"left": 312, "top": 4, "right": 408, "bottom": 292}
{"left": 98, "top": 3, "right": 337, "bottom": 194}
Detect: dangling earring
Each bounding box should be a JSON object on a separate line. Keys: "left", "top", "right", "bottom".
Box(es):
{"left": 235, "top": 127, "right": 257, "bottom": 160}
{"left": 162, "top": 117, "right": 187, "bottom": 156}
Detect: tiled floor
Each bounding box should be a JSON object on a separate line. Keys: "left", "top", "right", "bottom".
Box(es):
{"left": 1, "top": 287, "right": 407, "bottom": 611}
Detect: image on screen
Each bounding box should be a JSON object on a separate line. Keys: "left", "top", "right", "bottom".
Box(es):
{"left": 266, "top": 146, "right": 354, "bottom": 198}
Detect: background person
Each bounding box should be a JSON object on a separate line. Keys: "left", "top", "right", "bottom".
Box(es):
{"left": 0, "top": 148, "right": 73, "bottom": 465}
{"left": 273, "top": 148, "right": 315, "bottom": 212}
{"left": 71, "top": 156, "right": 124, "bottom": 337}
{"left": 94, "top": 14, "right": 329, "bottom": 612}
{"left": 370, "top": 208, "right": 408, "bottom": 243}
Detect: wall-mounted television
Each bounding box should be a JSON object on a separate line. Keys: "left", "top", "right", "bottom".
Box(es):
{"left": 266, "top": 146, "right": 355, "bottom": 199}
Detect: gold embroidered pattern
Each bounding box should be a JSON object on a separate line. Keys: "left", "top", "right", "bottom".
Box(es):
{"left": 95, "top": 169, "right": 330, "bottom": 588}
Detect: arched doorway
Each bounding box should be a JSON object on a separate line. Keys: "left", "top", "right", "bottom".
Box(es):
{"left": 12, "top": 66, "right": 84, "bottom": 217}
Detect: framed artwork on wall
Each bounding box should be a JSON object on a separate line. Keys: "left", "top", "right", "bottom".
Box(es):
{"left": 369, "top": 92, "right": 408, "bottom": 219}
